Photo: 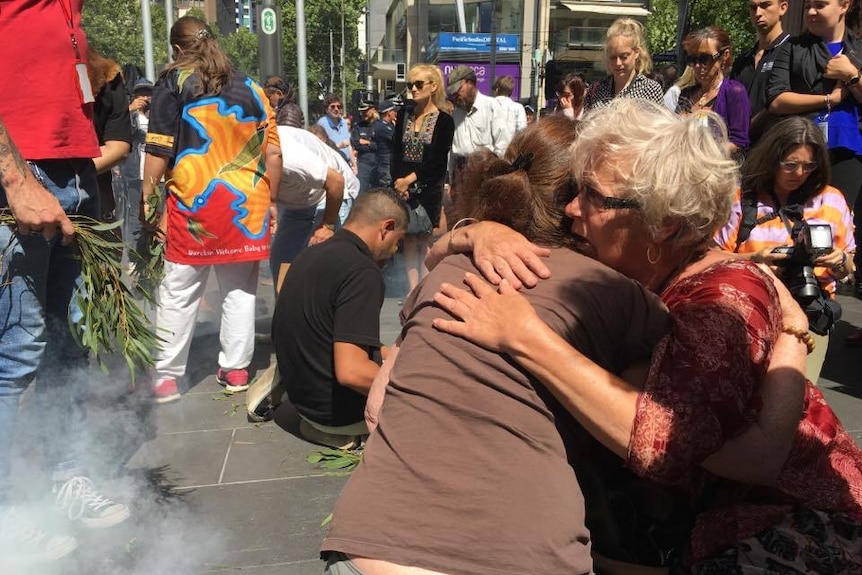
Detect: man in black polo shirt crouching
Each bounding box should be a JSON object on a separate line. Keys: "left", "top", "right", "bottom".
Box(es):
{"left": 272, "top": 188, "right": 407, "bottom": 449}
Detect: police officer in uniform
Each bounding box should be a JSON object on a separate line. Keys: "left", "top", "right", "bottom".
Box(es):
{"left": 350, "top": 100, "right": 378, "bottom": 194}
{"left": 374, "top": 99, "right": 399, "bottom": 188}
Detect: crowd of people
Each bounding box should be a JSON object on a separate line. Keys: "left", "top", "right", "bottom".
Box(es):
{"left": 1, "top": 0, "right": 861, "bottom": 572}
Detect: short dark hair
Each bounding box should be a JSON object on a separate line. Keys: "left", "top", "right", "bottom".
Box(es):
{"left": 742, "top": 116, "right": 831, "bottom": 202}
{"left": 347, "top": 187, "right": 409, "bottom": 231}
{"left": 323, "top": 93, "right": 342, "bottom": 109}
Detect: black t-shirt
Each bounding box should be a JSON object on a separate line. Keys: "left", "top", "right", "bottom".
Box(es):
{"left": 93, "top": 74, "right": 132, "bottom": 216}
{"left": 272, "top": 229, "right": 384, "bottom": 426}
{"left": 730, "top": 32, "right": 790, "bottom": 117}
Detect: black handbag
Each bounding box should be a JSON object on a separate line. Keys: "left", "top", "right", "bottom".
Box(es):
{"left": 406, "top": 183, "right": 433, "bottom": 235}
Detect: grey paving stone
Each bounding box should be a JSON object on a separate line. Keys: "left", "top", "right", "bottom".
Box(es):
{"left": 180, "top": 476, "right": 346, "bottom": 571}
{"left": 125, "top": 428, "right": 233, "bottom": 488}
{"left": 153, "top": 391, "right": 255, "bottom": 435}
{"left": 220, "top": 424, "right": 327, "bottom": 484}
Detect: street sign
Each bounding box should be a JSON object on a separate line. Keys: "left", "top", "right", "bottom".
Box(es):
{"left": 261, "top": 7, "right": 277, "bottom": 35}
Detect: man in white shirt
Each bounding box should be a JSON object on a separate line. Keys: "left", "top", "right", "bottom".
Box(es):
{"left": 271, "top": 126, "right": 360, "bottom": 278}
{"left": 493, "top": 75, "right": 527, "bottom": 134}
{"left": 446, "top": 65, "right": 513, "bottom": 175}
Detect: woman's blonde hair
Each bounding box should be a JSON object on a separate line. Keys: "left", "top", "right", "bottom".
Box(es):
{"left": 571, "top": 99, "right": 738, "bottom": 245}
{"left": 605, "top": 18, "right": 653, "bottom": 76}
{"left": 409, "top": 63, "right": 447, "bottom": 110}
{"left": 164, "top": 16, "right": 233, "bottom": 98}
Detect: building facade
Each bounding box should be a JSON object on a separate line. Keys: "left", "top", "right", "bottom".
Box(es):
{"left": 368, "top": 0, "right": 651, "bottom": 108}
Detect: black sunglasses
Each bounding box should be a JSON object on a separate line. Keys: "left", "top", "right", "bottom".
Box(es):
{"left": 685, "top": 49, "right": 728, "bottom": 67}
{"left": 406, "top": 80, "right": 429, "bottom": 90}
{"left": 573, "top": 181, "right": 642, "bottom": 210}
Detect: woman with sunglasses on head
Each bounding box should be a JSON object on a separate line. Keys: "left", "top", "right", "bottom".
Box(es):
{"left": 768, "top": 0, "right": 862, "bottom": 302}
{"left": 391, "top": 64, "right": 454, "bottom": 291}
{"left": 430, "top": 99, "right": 862, "bottom": 572}
{"left": 716, "top": 116, "right": 854, "bottom": 383}
{"left": 677, "top": 26, "right": 751, "bottom": 156}
{"left": 584, "top": 18, "right": 664, "bottom": 112}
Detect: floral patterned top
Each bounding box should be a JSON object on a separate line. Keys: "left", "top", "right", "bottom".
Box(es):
{"left": 628, "top": 258, "right": 862, "bottom": 561}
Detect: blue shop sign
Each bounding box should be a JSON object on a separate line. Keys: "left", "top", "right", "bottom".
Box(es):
{"left": 437, "top": 32, "right": 520, "bottom": 53}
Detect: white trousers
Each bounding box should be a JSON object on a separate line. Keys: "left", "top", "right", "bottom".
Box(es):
{"left": 154, "top": 260, "right": 259, "bottom": 380}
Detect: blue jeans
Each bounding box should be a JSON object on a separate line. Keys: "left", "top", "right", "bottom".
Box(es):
{"left": 0, "top": 159, "right": 99, "bottom": 501}
{"left": 268, "top": 199, "right": 352, "bottom": 280}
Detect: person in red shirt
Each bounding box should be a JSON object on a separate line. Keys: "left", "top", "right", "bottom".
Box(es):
{"left": 0, "top": 0, "right": 130, "bottom": 567}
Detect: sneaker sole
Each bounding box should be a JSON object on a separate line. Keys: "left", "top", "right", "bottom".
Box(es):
{"left": 224, "top": 384, "right": 249, "bottom": 393}
{"left": 0, "top": 537, "right": 78, "bottom": 566}
{"left": 80, "top": 506, "right": 131, "bottom": 529}
{"left": 154, "top": 392, "right": 181, "bottom": 404}
{"left": 246, "top": 364, "right": 283, "bottom": 422}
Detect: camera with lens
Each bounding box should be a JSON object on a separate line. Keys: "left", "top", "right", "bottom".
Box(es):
{"left": 771, "top": 222, "right": 841, "bottom": 335}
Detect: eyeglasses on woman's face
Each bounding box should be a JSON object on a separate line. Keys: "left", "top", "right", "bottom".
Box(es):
{"left": 685, "top": 49, "right": 727, "bottom": 67}
{"left": 779, "top": 160, "right": 819, "bottom": 173}
{"left": 574, "top": 181, "right": 642, "bottom": 210}
{"left": 407, "top": 79, "right": 431, "bottom": 91}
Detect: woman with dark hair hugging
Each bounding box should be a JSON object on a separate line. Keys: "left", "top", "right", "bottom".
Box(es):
{"left": 319, "top": 116, "right": 670, "bottom": 575}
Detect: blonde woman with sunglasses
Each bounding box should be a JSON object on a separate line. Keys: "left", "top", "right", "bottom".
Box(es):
{"left": 391, "top": 64, "right": 454, "bottom": 290}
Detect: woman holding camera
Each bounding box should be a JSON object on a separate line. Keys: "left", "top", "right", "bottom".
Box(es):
{"left": 716, "top": 116, "right": 854, "bottom": 383}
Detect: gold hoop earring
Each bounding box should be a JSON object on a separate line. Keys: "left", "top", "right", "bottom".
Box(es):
{"left": 647, "top": 244, "right": 661, "bottom": 264}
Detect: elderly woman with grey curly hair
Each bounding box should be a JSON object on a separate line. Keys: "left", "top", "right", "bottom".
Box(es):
{"left": 430, "top": 99, "right": 862, "bottom": 572}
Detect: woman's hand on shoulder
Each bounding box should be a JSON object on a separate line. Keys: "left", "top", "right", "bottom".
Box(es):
{"left": 432, "top": 273, "right": 542, "bottom": 355}
{"left": 468, "top": 221, "right": 552, "bottom": 289}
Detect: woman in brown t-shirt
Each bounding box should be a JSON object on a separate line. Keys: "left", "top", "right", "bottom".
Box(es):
{"left": 321, "top": 117, "right": 670, "bottom": 574}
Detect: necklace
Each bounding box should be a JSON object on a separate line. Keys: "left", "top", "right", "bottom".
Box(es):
{"left": 696, "top": 79, "right": 723, "bottom": 107}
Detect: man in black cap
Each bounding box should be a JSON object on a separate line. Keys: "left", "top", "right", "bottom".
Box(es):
{"left": 374, "top": 99, "right": 399, "bottom": 188}
{"left": 350, "top": 100, "right": 378, "bottom": 195}
{"left": 446, "top": 65, "right": 512, "bottom": 176}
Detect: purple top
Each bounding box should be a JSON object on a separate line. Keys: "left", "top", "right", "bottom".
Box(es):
{"left": 679, "top": 78, "right": 751, "bottom": 150}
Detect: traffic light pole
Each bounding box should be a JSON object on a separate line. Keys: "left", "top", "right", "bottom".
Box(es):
{"left": 258, "top": 0, "right": 282, "bottom": 80}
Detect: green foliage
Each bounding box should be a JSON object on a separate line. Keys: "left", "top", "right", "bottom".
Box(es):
{"left": 221, "top": 28, "right": 261, "bottom": 80}
{"left": 647, "top": 0, "right": 757, "bottom": 58}
{"left": 82, "top": 0, "right": 169, "bottom": 71}
{"left": 306, "top": 447, "right": 363, "bottom": 477}
{"left": 279, "top": 0, "right": 367, "bottom": 109}
{"left": 0, "top": 211, "right": 162, "bottom": 384}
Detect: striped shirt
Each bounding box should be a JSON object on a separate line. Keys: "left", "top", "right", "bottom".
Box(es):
{"left": 715, "top": 186, "right": 855, "bottom": 295}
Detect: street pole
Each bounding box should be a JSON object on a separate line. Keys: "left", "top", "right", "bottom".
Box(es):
{"left": 165, "top": 0, "right": 174, "bottom": 63}
{"left": 341, "top": 0, "right": 346, "bottom": 105}
{"left": 141, "top": 0, "right": 155, "bottom": 81}
{"left": 258, "top": 0, "right": 282, "bottom": 79}
{"left": 489, "top": 0, "right": 497, "bottom": 89}
{"left": 296, "top": 0, "right": 309, "bottom": 126}
{"left": 330, "top": 29, "right": 335, "bottom": 94}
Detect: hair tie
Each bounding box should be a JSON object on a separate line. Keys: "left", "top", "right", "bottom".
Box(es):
{"left": 195, "top": 28, "right": 212, "bottom": 40}
{"left": 506, "top": 152, "right": 534, "bottom": 174}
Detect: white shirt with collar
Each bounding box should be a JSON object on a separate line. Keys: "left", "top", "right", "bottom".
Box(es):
{"left": 451, "top": 90, "right": 513, "bottom": 158}
{"left": 495, "top": 95, "right": 527, "bottom": 134}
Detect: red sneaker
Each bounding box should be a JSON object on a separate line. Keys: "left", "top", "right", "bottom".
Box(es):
{"left": 217, "top": 368, "right": 249, "bottom": 393}
{"left": 152, "top": 378, "right": 181, "bottom": 404}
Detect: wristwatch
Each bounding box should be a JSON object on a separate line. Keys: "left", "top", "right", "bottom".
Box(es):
{"left": 850, "top": 71, "right": 862, "bottom": 86}
{"left": 322, "top": 223, "right": 336, "bottom": 231}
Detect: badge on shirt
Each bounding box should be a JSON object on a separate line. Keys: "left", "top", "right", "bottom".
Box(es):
{"left": 76, "top": 62, "right": 95, "bottom": 104}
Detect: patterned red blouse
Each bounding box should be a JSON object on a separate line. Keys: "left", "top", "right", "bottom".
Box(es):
{"left": 627, "top": 259, "right": 862, "bottom": 561}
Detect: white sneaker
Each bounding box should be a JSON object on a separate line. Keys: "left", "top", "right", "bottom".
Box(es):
{"left": 0, "top": 506, "right": 78, "bottom": 566}
{"left": 54, "top": 476, "right": 130, "bottom": 529}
